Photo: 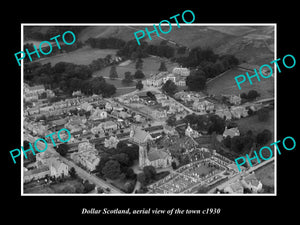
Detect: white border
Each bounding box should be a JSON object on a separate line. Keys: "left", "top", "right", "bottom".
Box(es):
{"left": 21, "top": 23, "right": 277, "bottom": 196}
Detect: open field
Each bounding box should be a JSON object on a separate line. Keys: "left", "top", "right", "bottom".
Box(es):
{"left": 104, "top": 78, "right": 136, "bottom": 96}
{"left": 78, "top": 26, "right": 136, "bottom": 43}
{"left": 37, "top": 46, "right": 117, "bottom": 66}
{"left": 206, "top": 68, "right": 274, "bottom": 99}
{"left": 206, "top": 26, "right": 256, "bottom": 36}
{"left": 78, "top": 25, "right": 274, "bottom": 65}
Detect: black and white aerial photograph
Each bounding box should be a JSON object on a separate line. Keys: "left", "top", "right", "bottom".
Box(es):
{"left": 4, "top": 2, "right": 300, "bottom": 222}
{"left": 21, "top": 24, "right": 275, "bottom": 195}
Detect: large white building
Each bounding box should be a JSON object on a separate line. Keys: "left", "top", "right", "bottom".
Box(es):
{"left": 172, "top": 67, "right": 190, "bottom": 77}
{"left": 71, "top": 142, "right": 100, "bottom": 172}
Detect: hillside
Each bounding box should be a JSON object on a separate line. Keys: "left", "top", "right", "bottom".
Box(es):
{"left": 78, "top": 25, "right": 275, "bottom": 65}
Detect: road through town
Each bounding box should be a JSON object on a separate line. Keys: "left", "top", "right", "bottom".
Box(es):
{"left": 24, "top": 132, "right": 123, "bottom": 194}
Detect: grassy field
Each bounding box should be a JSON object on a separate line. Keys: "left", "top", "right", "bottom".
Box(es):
{"left": 206, "top": 68, "right": 275, "bottom": 99}
{"left": 37, "top": 46, "right": 117, "bottom": 66}
{"left": 105, "top": 79, "right": 136, "bottom": 96}
{"left": 206, "top": 26, "right": 256, "bottom": 36}
{"left": 236, "top": 109, "right": 274, "bottom": 136}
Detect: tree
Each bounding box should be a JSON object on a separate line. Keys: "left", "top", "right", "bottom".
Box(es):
{"left": 111, "top": 153, "right": 130, "bottom": 167}
{"left": 125, "top": 167, "right": 136, "bottom": 180}
{"left": 257, "top": 108, "right": 269, "bottom": 121}
{"left": 146, "top": 91, "right": 156, "bottom": 100}
{"left": 177, "top": 46, "right": 186, "bottom": 55}
{"left": 220, "top": 54, "right": 239, "bottom": 69}
{"left": 208, "top": 115, "right": 226, "bottom": 135}
{"left": 162, "top": 80, "right": 177, "bottom": 96}
{"left": 56, "top": 143, "right": 69, "bottom": 156}
{"left": 143, "top": 165, "right": 157, "bottom": 181}
{"left": 122, "top": 71, "right": 133, "bottom": 84}
{"left": 186, "top": 70, "right": 206, "bottom": 91}
{"left": 231, "top": 136, "right": 245, "bottom": 153}
{"left": 109, "top": 65, "right": 118, "bottom": 79}
{"left": 134, "top": 70, "right": 145, "bottom": 79}
{"left": 171, "top": 161, "right": 177, "bottom": 170}
{"left": 101, "top": 160, "right": 121, "bottom": 180}
{"left": 69, "top": 167, "right": 77, "bottom": 178}
{"left": 124, "top": 180, "right": 136, "bottom": 193}
{"left": 135, "top": 58, "right": 143, "bottom": 70}
{"left": 137, "top": 173, "right": 147, "bottom": 186}
{"left": 83, "top": 180, "right": 96, "bottom": 193}
{"left": 158, "top": 61, "right": 167, "bottom": 71}
{"left": 247, "top": 90, "right": 260, "bottom": 100}
{"left": 166, "top": 115, "right": 177, "bottom": 127}
{"left": 240, "top": 92, "right": 248, "bottom": 99}
{"left": 136, "top": 80, "right": 144, "bottom": 90}
{"left": 256, "top": 129, "right": 272, "bottom": 146}
{"left": 223, "top": 136, "right": 232, "bottom": 148}
{"left": 95, "top": 155, "right": 110, "bottom": 175}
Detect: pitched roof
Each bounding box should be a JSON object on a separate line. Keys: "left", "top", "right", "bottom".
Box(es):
{"left": 148, "top": 148, "right": 169, "bottom": 161}
{"left": 131, "top": 127, "right": 152, "bottom": 143}
{"left": 51, "top": 118, "right": 67, "bottom": 126}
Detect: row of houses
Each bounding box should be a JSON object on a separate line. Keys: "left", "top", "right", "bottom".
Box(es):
{"left": 24, "top": 94, "right": 104, "bottom": 116}
{"left": 215, "top": 106, "right": 249, "bottom": 120}
{"left": 24, "top": 155, "right": 69, "bottom": 183}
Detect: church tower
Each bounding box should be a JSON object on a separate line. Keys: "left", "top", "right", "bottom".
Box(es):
{"left": 139, "top": 142, "right": 148, "bottom": 169}
{"left": 129, "top": 125, "right": 152, "bottom": 169}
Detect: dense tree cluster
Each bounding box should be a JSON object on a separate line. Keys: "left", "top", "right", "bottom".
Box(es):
{"left": 178, "top": 47, "right": 239, "bottom": 91}
{"left": 87, "top": 37, "right": 176, "bottom": 60}
{"left": 23, "top": 26, "right": 85, "bottom": 63}
{"left": 24, "top": 26, "right": 86, "bottom": 41}
{"left": 137, "top": 166, "right": 157, "bottom": 186}
{"left": 256, "top": 129, "right": 272, "bottom": 146}
{"left": 223, "top": 129, "right": 272, "bottom": 154}
{"left": 96, "top": 141, "right": 139, "bottom": 182}
{"left": 122, "top": 71, "right": 133, "bottom": 84}
{"left": 24, "top": 61, "right": 116, "bottom": 97}
{"left": 183, "top": 114, "right": 226, "bottom": 135}
{"left": 161, "top": 80, "right": 178, "bottom": 96}
{"left": 177, "top": 47, "right": 239, "bottom": 71}
{"left": 186, "top": 69, "right": 207, "bottom": 91}
{"left": 240, "top": 90, "right": 260, "bottom": 101}
{"left": 56, "top": 143, "right": 69, "bottom": 156}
